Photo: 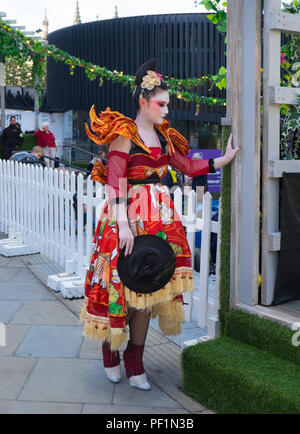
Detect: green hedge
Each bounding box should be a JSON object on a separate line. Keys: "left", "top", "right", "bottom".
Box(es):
{"left": 0, "top": 133, "right": 36, "bottom": 159}
{"left": 182, "top": 336, "right": 300, "bottom": 414}
{"left": 224, "top": 309, "right": 300, "bottom": 365}
{"left": 219, "top": 126, "right": 232, "bottom": 332}
{"left": 70, "top": 161, "right": 89, "bottom": 169}
{"left": 22, "top": 133, "right": 36, "bottom": 151}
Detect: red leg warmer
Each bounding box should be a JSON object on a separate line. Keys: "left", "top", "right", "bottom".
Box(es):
{"left": 123, "top": 341, "right": 145, "bottom": 378}
{"left": 102, "top": 341, "right": 120, "bottom": 368}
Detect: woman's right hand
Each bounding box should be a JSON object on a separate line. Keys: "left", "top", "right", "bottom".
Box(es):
{"left": 118, "top": 223, "right": 134, "bottom": 257}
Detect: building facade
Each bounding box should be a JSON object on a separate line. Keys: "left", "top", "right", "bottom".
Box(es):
{"left": 47, "top": 14, "right": 226, "bottom": 152}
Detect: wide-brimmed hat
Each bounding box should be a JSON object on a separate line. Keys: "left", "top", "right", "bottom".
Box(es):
{"left": 117, "top": 235, "right": 176, "bottom": 294}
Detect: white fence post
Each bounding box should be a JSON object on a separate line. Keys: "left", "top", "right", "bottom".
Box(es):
{"left": 198, "top": 192, "right": 213, "bottom": 329}
{"left": 184, "top": 188, "right": 196, "bottom": 322}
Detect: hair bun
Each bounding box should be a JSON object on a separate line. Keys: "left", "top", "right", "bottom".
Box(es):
{"left": 134, "top": 59, "right": 159, "bottom": 85}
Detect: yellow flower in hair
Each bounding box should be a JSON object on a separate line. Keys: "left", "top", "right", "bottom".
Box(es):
{"left": 146, "top": 70, "right": 157, "bottom": 78}
{"left": 141, "top": 70, "right": 161, "bottom": 91}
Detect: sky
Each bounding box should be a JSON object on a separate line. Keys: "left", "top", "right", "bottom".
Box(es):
{"left": 2, "top": 0, "right": 207, "bottom": 35}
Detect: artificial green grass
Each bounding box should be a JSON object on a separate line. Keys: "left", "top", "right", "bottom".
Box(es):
{"left": 182, "top": 336, "right": 300, "bottom": 414}
{"left": 224, "top": 309, "right": 300, "bottom": 365}
{"left": 219, "top": 126, "right": 232, "bottom": 332}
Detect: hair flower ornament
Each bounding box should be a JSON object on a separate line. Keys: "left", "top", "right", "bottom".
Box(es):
{"left": 141, "top": 70, "right": 162, "bottom": 91}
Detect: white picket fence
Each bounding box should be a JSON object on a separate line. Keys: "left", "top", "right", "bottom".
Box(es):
{"left": 0, "top": 159, "right": 220, "bottom": 337}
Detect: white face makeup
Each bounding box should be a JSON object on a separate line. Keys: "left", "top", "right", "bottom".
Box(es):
{"left": 141, "top": 90, "right": 170, "bottom": 124}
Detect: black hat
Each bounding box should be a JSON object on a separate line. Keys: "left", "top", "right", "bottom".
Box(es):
{"left": 117, "top": 235, "right": 176, "bottom": 294}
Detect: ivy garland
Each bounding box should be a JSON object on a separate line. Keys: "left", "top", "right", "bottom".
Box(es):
{"left": 0, "top": 18, "right": 226, "bottom": 115}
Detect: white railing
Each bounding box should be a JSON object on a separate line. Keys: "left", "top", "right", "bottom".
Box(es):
{"left": 0, "top": 160, "right": 105, "bottom": 279}
{"left": 0, "top": 159, "right": 220, "bottom": 336}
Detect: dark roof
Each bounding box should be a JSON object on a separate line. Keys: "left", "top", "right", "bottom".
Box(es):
{"left": 5, "top": 87, "right": 64, "bottom": 113}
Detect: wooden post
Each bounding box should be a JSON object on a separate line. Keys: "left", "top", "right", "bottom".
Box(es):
{"left": 260, "top": 0, "right": 300, "bottom": 305}
{"left": 228, "top": 0, "right": 261, "bottom": 307}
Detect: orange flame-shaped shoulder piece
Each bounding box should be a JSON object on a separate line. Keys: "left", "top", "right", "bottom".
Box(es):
{"left": 155, "top": 119, "right": 190, "bottom": 156}
{"left": 85, "top": 106, "right": 151, "bottom": 154}
{"left": 90, "top": 160, "right": 107, "bottom": 185}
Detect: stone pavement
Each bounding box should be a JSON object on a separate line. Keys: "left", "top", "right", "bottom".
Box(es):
{"left": 0, "top": 236, "right": 211, "bottom": 414}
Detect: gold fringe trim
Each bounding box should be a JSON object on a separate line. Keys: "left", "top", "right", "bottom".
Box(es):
{"left": 158, "top": 316, "right": 182, "bottom": 336}
{"left": 153, "top": 300, "right": 185, "bottom": 336}
{"left": 124, "top": 268, "right": 194, "bottom": 310}
{"left": 110, "top": 328, "right": 128, "bottom": 351}
{"left": 80, "top": 297, "right": 127, "bottom": 351}
{"left": 83, "top": 319, "right": 111, "bottom": 341}
{"left": 151, "top": 300, "right": 185, "bottom": 322}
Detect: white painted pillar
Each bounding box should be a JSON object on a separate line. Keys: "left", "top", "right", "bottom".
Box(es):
{"left": 228, "top": 0, "right": 262, "bottom": 307}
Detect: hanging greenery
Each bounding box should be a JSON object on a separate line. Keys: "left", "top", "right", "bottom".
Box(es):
{"left": 0, "top": 18, "right": 226, "bottom": 115}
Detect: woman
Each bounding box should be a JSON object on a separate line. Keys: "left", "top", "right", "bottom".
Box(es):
{"left": 33, "top": 122, "right": 57, "bottom": 169}
{"left": 81, "top": 59, "right": 240, "bottom": 391}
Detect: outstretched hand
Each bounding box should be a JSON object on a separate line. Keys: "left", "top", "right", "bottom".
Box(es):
{"left": 212, "top": 133, "right": 241, "bottom": 170}
{"left": 224, "top": 133, "right": 241, "bottom": 163}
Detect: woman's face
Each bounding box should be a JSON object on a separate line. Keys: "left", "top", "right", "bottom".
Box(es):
{"left": 140, "top": 90, "right": 170, "bottom": 124}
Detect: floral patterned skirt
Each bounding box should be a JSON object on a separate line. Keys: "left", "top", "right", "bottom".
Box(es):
{"left": 80, "top": 184, "right": 194, "bottom": 350}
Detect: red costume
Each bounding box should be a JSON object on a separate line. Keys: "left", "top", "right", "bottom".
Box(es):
{"left": 80, "top": 106, "right": 215, "bottom": 351}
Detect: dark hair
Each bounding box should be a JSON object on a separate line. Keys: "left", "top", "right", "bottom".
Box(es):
{"left": 133, "top": 58, "right": 169, "bottom": 111}
{"left": 10, "top": 115, "right": 16, "bottom": 120}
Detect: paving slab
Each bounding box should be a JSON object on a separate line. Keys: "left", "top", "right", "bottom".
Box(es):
{"left": 0, "top": 400, "right": 82, "bottom": 414}
{"left": 15, "top": 325, "right": 84, "bottom": 358}
{"left": 0, "top": 257, "right": 26, "bottom": 268}
{"left": 82, "top": 404, "right": 189, "bottom": 414}
{"left": 79, "top": 337, "right": 103, "bottom": 360}
{"left": 0, "top": 282, "right": 55, "bottom": 301}
{"left": 9, "top": 269, "right": 39, "bottom": 282}
{"left": 10, "top": 300, "right": 80, "bottom": 326}
{"left": 0, "top": 268, "right": 22, "bottom": 282}
{"left": 22, "top": 254, "right": 56, "bottom": 265}
{"left": 0, "top": 356, "right": 36, "bottom": 399}
{"left": 0, "top": 325, "right": 29, "bottom": 356}
{"left": 113, "top": 366, "right": 182, "bottom": 409}
{"left": 145, "top": 328, "right": 170, "bottom": 347}
{"left": 0, "top": 301, "right": 24, "bottom": 323}
{"left": 27, "top": 263, "right": 65, "bottom": 286}
{"left": 18, "top": 358, "right": 114, "bottom": 404}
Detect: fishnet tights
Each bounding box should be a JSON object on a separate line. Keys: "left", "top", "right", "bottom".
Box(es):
{"left": 125, "top": 307, "right": 151, "bottom": 346}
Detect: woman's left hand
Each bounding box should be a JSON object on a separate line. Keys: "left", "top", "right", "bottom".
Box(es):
{"left": 224, "top": 133, "right": 241, "bottom": 163}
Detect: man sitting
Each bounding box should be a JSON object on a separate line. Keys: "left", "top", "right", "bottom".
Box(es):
{"left": 10, "top": 146, "right": 44, "bottom": 165}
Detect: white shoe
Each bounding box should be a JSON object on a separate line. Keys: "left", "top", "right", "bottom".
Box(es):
{"left": 129, "top": 373, "right": 151, "bottom": 391}
{"left": 105, "top": 365, "right": 121, "bottom": 383}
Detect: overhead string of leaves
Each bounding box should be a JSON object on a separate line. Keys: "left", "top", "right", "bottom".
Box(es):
{"left": 0, "top": 19, "right": 226, "bottom": 115}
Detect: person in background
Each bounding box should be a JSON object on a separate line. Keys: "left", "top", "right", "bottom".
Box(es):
{"left": 190, "top": 152, "right": 208, "bottom": 193}
{"left": 162, "top": 165, "right": 184, "bottom": 202}
{"left": 10, "top": 146, "right": 44, "bottom": 165}
{"left": 33, "top": 122, "right": 56, "bottom": 169}
{"left": 209, "top": 211, "right": 218, "bottom": 281}
{"left": 87, "top": 149, "right": 107, "bottom": 173}
{"left": 1, "top": 116, "right": 24, "bottom": 160}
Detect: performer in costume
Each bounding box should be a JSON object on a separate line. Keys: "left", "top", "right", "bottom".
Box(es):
{"left": 80, "top": 59, "right": 240, "bottom": 390}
